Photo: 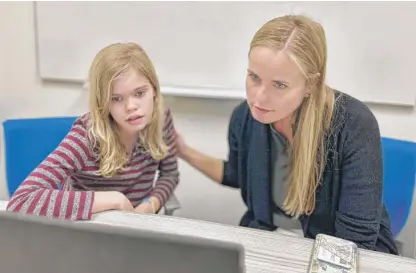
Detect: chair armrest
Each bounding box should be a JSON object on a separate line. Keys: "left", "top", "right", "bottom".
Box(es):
{"left": 162, "top": 194, "right": 181, "bottom": 216}
{"left": 0, "top": 200, "right": 8, "bottom": 211}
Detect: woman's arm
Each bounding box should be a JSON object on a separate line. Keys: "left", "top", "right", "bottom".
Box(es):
{"left": 180, "top": 145, "right": 224, "bottom": 184}
{"left": 176, "top": 106, "right": 242, "bottom": 189}
{"left": 6, "top": 119, "right": 133, "bottom": 220}
{"left": 335, "top": 105, "right": 388, "bottom": 251}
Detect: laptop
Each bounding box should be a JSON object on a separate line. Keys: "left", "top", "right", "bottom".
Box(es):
{"left": 0, "top": 211, "right": 245, "bottom": 273}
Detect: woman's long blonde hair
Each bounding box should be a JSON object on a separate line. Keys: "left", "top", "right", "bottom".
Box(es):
{"left": 87, "top": 42, "right": 168, "bottom": 178}
{"left": 250, "top": 15, "right": 335, "bottom": 218}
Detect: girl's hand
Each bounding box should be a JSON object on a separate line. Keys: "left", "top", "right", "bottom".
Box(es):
{"left": 92, "top": 191, "right": 134, "bottom": 214}
{"left": 135, "top": 202, "right": 155, "bottom": 214}
{"left": 135, "top": 197, "right": 160, "bottom": 214}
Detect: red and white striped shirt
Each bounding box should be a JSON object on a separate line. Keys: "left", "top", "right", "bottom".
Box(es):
{"left": 6, "top": 109, "right": 179, "bottom": 221}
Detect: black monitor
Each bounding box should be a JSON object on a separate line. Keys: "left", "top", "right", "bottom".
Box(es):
{"left": 0, "top": 211, "right": 245, "bottom": 273}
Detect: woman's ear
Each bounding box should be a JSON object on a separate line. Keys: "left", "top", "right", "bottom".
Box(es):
{"left": 304, "top": 84, "right": 312, "bottom": 98}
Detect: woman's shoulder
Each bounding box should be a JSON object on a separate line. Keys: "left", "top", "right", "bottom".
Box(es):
{"left": 332, "top": 90, "right": 378, "bottom": 127}
{"left": 225, "top": 101, "right": 252, "bottom": 138}
{"left": 229, "top": 100, "right": 251, "bottom": 125}
{"left": 331, "top": 90, "right": 380, "bottom": 141}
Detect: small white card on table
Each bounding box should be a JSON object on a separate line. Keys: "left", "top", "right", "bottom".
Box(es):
{"left": 309, "top": 234, "right": 358, "bottom": 273}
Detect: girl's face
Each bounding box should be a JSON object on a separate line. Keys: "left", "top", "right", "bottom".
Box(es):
{"left": 109, "top": 68, "right": 155, "bottom": 138}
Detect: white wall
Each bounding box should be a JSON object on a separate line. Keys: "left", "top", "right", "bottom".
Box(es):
{"left": 0, "top": 2, "right": 415, "bottom": 227}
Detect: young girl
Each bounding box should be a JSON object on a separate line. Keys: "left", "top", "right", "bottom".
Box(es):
{"left": 6, "top": 42, "right": 179, "bottom": 221}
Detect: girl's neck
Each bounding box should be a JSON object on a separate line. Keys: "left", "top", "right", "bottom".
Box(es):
{"left": 119, "top": 129, "right": 139, "bottom": 155}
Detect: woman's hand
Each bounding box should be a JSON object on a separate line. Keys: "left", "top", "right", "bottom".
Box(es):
{"left": 175, "top": 130, "right": 189, "bottom": 160}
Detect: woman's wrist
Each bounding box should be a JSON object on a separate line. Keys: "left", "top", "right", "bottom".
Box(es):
{"left": 180, "top": 144, "right": 193, "bottom": 162}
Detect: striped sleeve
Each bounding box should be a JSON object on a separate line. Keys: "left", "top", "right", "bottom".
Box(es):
{"left": 150, "top": 108, "right": 179, "bottom": 206}
{"left": 6, "top": 118, "right": 95, "bottom": 221}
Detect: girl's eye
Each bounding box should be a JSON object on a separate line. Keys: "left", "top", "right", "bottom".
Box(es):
{"left": 135, "top": 91, "right": 146, "bottom": 97}
{"left": 111, "top": 97, "right": 122, "bottom": 102}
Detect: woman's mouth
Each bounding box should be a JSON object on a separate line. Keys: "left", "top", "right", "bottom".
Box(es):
{"left": 253, "top": 105, "right": 272, "bottom": 113}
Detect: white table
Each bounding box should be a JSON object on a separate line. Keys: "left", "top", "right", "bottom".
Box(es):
{"left": 1, "top": 201, "right": 415, "bottom": 272}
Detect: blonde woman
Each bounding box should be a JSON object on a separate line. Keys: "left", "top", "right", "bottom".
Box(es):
{"left": 7, "top": 42, "right": 179, "bottom": 220}
{"left": 176, "top": 15, "right": 398, "bottom": 254}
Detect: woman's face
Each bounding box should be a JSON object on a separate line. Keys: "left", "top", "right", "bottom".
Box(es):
{"left": 246, "top": 46, "right": 309, "bottom": 124}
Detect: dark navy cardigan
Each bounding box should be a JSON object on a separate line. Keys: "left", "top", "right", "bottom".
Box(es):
{"left": 221, "top": 90, "right": 398, "bottom": 255}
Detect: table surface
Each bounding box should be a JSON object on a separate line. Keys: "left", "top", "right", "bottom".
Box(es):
{"left": 90, "top": 211, "right": 416, "bottom": 273}
{"left": 1, "top": 201, "right": 415, "bottom": 272}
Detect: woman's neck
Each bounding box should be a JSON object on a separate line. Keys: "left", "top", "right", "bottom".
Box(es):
{"left": 272, "top": 114, "right": 295, "bottom": 144}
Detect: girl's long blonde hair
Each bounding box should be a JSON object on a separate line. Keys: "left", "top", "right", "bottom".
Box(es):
{"left": 250, "top": 15, "right": 335, "bottom": 218}
{"left": 87, "top": 42, "right": 168, "bottom": 178}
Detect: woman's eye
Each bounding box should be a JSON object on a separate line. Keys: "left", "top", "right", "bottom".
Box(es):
{"left": 111, "top": 97, "right": 122, "bottom": 102}
{"left": 249, "top": 73, "right": 260, "bottom": 82}
{"left": 274, "top": 83, "right": 288, "bottom": 89}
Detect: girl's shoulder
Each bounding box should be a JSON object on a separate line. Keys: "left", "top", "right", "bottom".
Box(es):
{"left": 162, "top": 107, "right": 175, "bottom": 133}
{"left": 67, "top": 113, "right": 96, "bottom": 153}
{"left": 76, "top": 112, "right": 92, "bottom": 127}
{"left": 70, "top": 113, "right": 92, "bottom": 136}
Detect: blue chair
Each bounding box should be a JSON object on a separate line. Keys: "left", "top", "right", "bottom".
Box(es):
{"left": 3, "top": 117, "right": 78, "bottom": 195}
{"left": 381, "top": 137, "right": 416, "bottom": 257}
{"left": 381, "top": 137, "right": 416, "bottom": 237}
{"left": 2, "top": 116, "right": 180, "bottom": 215}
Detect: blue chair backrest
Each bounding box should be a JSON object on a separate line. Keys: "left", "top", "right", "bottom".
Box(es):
{"left": 381, "top": 137, "right": 416, "bottom": 237}
{"left": 2, "top": 117, "right": 78, "bottom": 196}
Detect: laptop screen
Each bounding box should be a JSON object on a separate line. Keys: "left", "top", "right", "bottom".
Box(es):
{"left": 0, "top": 211, "right": 245, "bottom": 273}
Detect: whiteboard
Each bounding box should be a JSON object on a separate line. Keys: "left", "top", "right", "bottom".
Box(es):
{"left": 35, "top": 2, "right": 416, "bottom": 105}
